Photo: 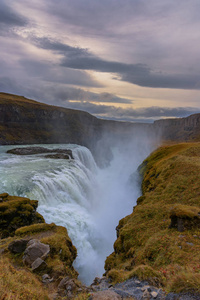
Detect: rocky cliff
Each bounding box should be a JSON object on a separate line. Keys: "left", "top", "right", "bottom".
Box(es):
{"left": 1, "top": 92, "right": 200, "bottom": 150}
{"left": 0, "top": 92, "right": 103, "bottom": 149}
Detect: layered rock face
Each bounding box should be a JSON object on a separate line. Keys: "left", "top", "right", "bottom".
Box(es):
{"left": 153, "top": 114, "right": 200, "bottom": 142}
{"left": 1, "top": 92, "right": 200, "bottom": 150}
{"left": 0, "top": 92, "right": 103, "bottom": 149}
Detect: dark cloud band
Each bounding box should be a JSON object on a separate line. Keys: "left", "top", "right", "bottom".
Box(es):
{"left": 33, "top": 37, "right": 200, "bottom": 90}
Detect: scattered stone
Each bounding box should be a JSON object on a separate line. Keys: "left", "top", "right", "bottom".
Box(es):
{"left": 42, "top": 274, "right": 54, "bottom": 284}
{"left": 193, "top": 235, "right": 198, "bottom": 238}
{"left": 151, "top": 291, "right": 158, "bottom": 298}
{"left": 31, "top": 257, "right": 47, "bottom": 272}
{"left": 186, "top": 242, "right": 194, "bottom": 246}
{"left": 8, "top": 239, "right": 29, "bottom": 254}
{"left": 42, "top": 274, "right": 50, "bottom": 281}
{"left": 23, "top": 239, "right": 50, "bottom": 266}
{"left": 142, "top": 289, "right": 151, "bottom": 299}
{"left": 58, "top": 276, "right": 70, "bottom": 290}
{"left": 57, "top": 277, "right": 80, "bottom": 298}
{"left": 91, "top": 277, "right": 112, "bottom": 291}
{"left": 91, "top": 278, "right": 166, "bottom": 299}
{"left": 135, "top": 280, "right": 141, "bottom": 284}
{"left": 141, "top": 285, "right": 151, "bottom": 292}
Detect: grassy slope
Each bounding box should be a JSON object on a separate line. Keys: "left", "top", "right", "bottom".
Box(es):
{"left": 0, "top": 195, "right": 78, "bottom": 300}
{"left": 105, "top": 142, "right": 200, "bottom": 294}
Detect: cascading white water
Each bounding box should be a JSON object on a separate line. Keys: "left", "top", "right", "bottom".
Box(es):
{"left": 0, "top": 139, "right": 157, "bottom": 285}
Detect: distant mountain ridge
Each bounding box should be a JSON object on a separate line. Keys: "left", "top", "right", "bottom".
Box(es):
{"left": 0, "top": 92, "right": 200, "bottom": 149}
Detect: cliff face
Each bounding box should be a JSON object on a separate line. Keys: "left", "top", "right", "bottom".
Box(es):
{"left": 152, "top": 114, "right": 200, "bottom": 142}
{"left": 0, "top": 93, "right": 103, "bottom": 149}
{"left": 1, "top": 92, "right": 200, "bottom": 149}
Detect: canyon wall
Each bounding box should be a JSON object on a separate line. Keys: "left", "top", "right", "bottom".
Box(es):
{"left": 1, "top": 92, "right": 200, "bottom": 150}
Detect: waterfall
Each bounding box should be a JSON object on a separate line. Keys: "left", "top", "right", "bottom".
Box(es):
{"left": 0, "top": 140, "right": 156, "bottom": 285}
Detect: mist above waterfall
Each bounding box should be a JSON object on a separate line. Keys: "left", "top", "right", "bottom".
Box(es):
{"left": 0, "top": 128, "right": 160, "bottom": 285}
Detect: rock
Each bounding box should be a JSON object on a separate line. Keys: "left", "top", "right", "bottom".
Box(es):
{"left": 151, "top": 291, "right": 158, "bottom": 298}
{"left": 141, "top": 285, "right": 151, "bottom": 292}
{"left": 91, "top": 277, "right": 112, "bottom": 291}
{"left": 169, "top": 205, "right": 200, "bottom": 232}
{"left": 44, "top": 154, "right": 70, "bottom": 159}
{"left": 42, "top": 274, "right": 54, "bottom": 284}
{"left": 135, "top": 280, "right": 141, "bottom": 284}
{"left": 58, "top": 276, "right": 70, "bottom": 290}
{"left": 58, "top": 277, "right": 79, "bottom": 297}
{"left": 42, "top": 274, "right": 50, "bottom": 280}
{"left": 7, "top": 147, "right": 74, "bottom": 159}
{"left": 31, "top": 257, "right": 47, "bottom": 271}
{"left": 23, "top": 239, "right": 50, "bottom": 266}
{"left": 8, "top": 239, "right": 29, "bottom": 254}
{"left": 142, "top": 289, "right": 151, "bottom": 299}
{"left": 89, "top": 290, "right": 122, "bottom": 299}
{"left": 42, "top": 274, "right": 50, "bottom": 282}
{"left": 186, "top": 242, "right": 194, "bottom": 246}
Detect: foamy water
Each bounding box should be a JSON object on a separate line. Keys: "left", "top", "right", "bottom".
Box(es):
{"left": 0, "top": 140, "right": 157, "bottom": 284}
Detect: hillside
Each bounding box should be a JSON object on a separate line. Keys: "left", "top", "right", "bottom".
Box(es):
{"left": 0, "top": 92, "right": 103, "bottom": 150}
{"left": 1, "top": 93, "right": 200, "bottom": 150}
{"left": 105, "top": 142, "right": 200, "bottom": 295}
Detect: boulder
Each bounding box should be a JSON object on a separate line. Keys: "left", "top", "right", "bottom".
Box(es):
{"left": 169, "top": 205, "right": 200, "bottom": 232}
{"left": 8, "top": 239, "right": 29, "bottom": 254}
{"left": 58, "top": 277, "right": 80, "bottom": 298}
{"left": 23, "top": 239, "right": 50, "bottom": 266}
{"left": 42, "top": 274, "right": 53, "bottom": 284}
{"left": 31, "top": 257, "right": 47, "bottom": 272}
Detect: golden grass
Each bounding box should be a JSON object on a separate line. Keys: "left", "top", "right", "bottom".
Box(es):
{"left": 105, "top": 142, "right": 200, "bottom": 293}
{"left": 15, "top": 223, "right": 56, "bottom": 236}
{"left": 0, "top": 256, "right": 49, "bottom": 300}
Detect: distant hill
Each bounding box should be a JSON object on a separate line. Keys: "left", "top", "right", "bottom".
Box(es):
{"left": 0, "top": 92, "right": 200, "bottom": 150}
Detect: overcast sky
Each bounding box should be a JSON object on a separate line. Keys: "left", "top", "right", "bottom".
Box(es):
{"left": 1, "top": 0, "right": 200, "bottom": 122}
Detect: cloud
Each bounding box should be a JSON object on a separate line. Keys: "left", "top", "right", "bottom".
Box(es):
{"left": 20, "top": 59, "right": 101, "bottom": 87}
{"left": 32, "top": 37, "right": 200, "bottom": 90}
{"left": 65, "top": 101, "right": 199, "bottom": 122}
{"left": 53, "top": 89, "right": 132, "bottom": 104}
{"left": 0, "top": 1, "right": 27, "bottom": 34}
{"left": 0, "top": 76, "right": 131, "bottom": 105}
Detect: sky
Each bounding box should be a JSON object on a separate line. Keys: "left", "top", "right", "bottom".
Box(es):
{"left": 1, "top": 0, "right": 200, "bottom": 122}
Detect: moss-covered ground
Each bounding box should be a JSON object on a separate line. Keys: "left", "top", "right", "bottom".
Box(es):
{"left": 105, "top": 142, "right": 200, "bottom": 294}
{"left": 0, "top": 194, "right": 78, "bottom": 299}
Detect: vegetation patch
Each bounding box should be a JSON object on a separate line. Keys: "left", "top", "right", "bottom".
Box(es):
{"left": 15, "top": 223, "right": 56, "bottom": 236}
{"left": 105, "top": 142, "right": 200, "bottom": 294}
{"left": 0, "top": 256, "right": 49, "bottom": 300}
{"left": 0, "top": 194, "right": 44, "bottom": 238}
